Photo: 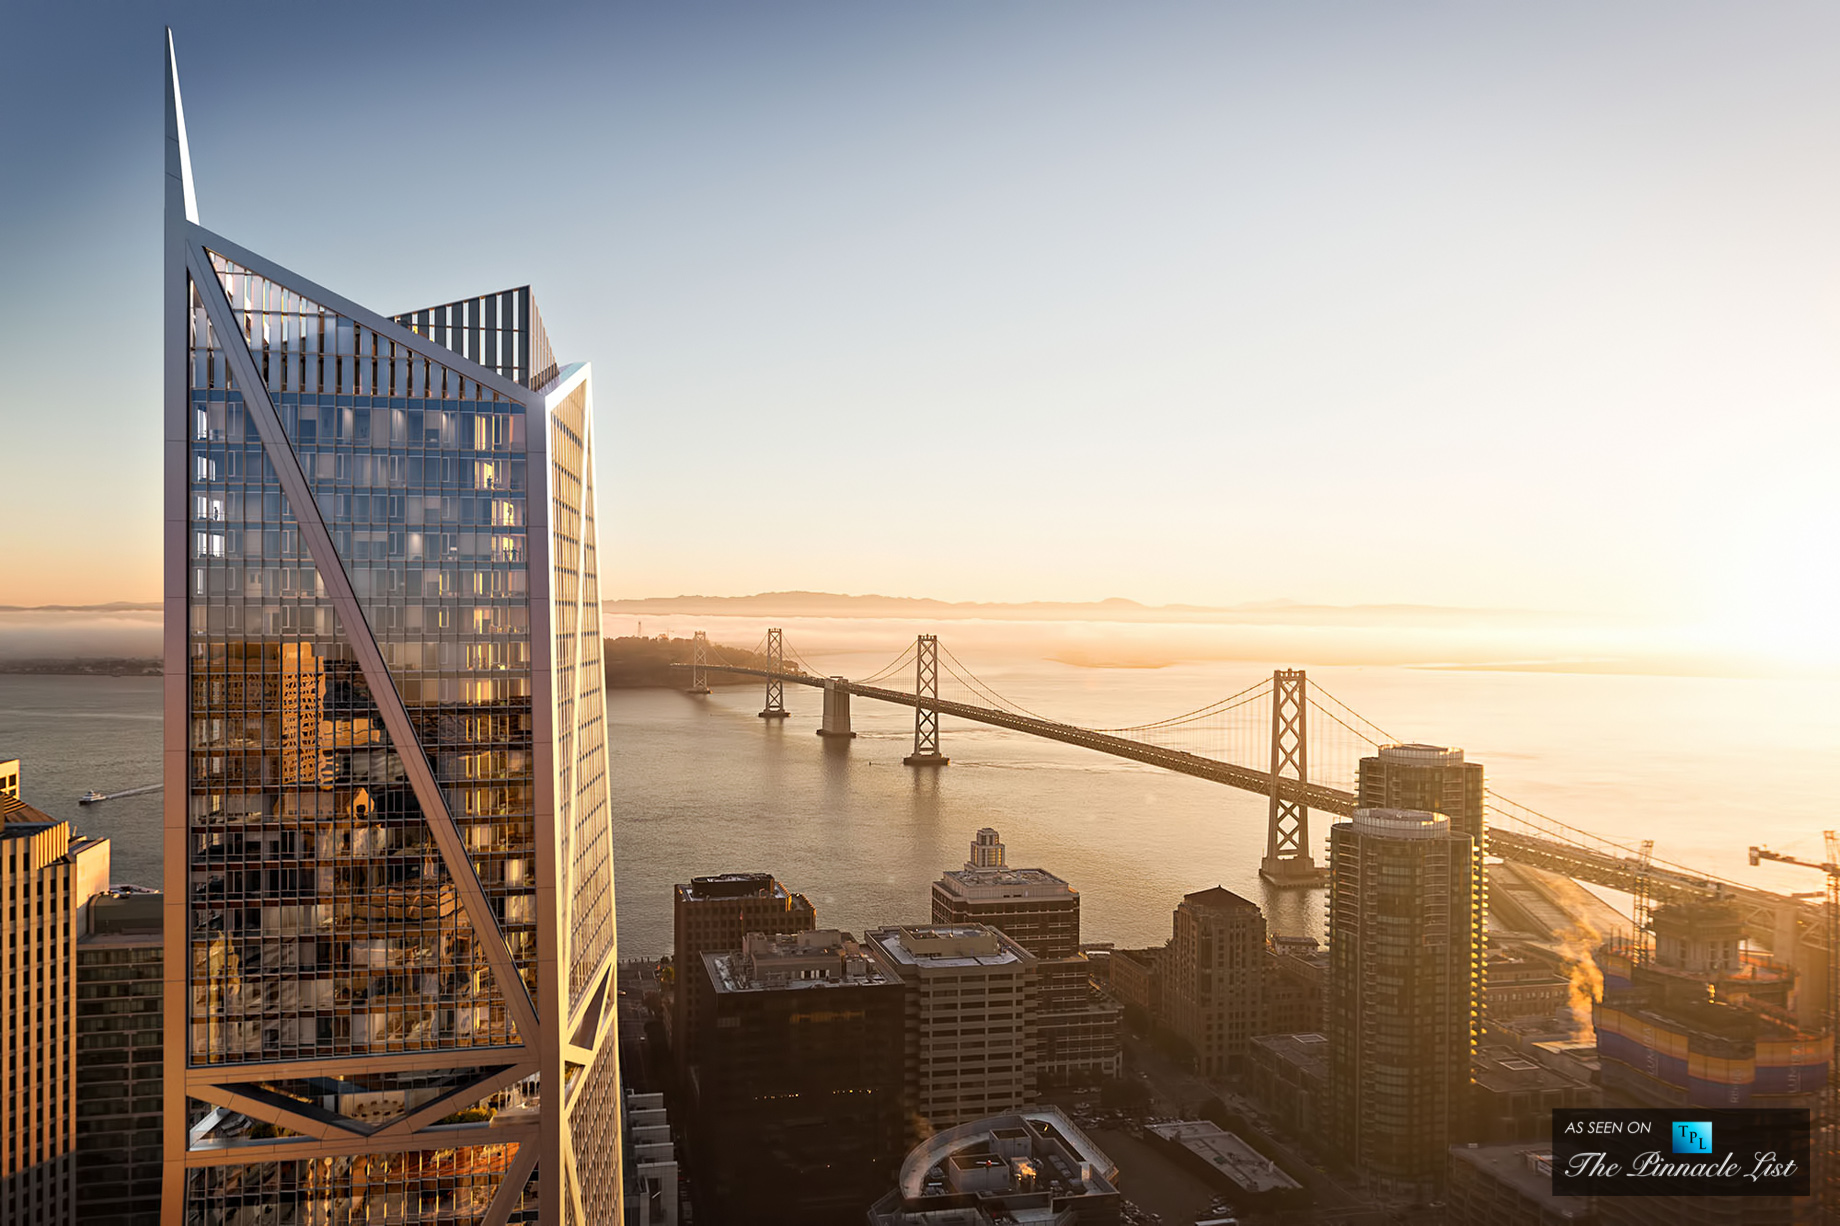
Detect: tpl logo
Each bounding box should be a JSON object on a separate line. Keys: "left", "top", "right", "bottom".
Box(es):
{"left": 1673, "top": 1121, "right": 1713, "bottom": 1154}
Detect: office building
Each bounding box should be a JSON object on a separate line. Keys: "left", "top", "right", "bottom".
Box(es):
{"left": 670, "top": 873, "right": 815, "bottom": 1078}
{"left": 866, "top": 1107, "right": 1121, "bottom": 1226}
{"left": 76, "top": 888, "right": 165, "bottom": 1226}
{"left": 2, "top": 795, "right": 112, "bottom": 1226}
{"left": 868, "top": 925, "right": 1039, "bottom": 1135}
{"left": 694, "top": 930, "right": 906, "bottom": 1224}
{"left": 0, "top": 757, "right": 19, "bottom": 799}
{"left": 162, "top": 34, "right": 620, "bottom": 1221}
{"left": 1261, "top": 934, "right": 1326, "bottom": 1035}
{"left": 1469, "top": 1045, "right": 1594, "bottom": 1144}
{"left": 1328, "top": 808, "right": 1479, "bottom": 1199}
{"left": 1446, "top": 1145, "right": 1597, "bottom": 1226}
{"left": 932, "top": 829, "right": 1121, "bottom": 1082}
{"left": 1167, "top": 886, "right": 1266, "bottom": 1075}
{"left": 1247, "top": 1032, "right": 1330, "bottom": 1141}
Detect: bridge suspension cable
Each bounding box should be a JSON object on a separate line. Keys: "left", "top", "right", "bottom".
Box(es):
{"left": 857, "top": 640, "right": 919, "bottom": 686}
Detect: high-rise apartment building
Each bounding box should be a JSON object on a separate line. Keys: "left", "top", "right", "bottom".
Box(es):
{"left": 1327, "top": 808, "right": 1479, "bottom": 1200}
{"left": 1358, "top": 743, "right": 1488, "bottom": 1044}
{"left": 1166, "top": 887, "right": 1266, "bottom": 1076}
{"left": 931, "top": 828, "right": 1121, "bottom": 1082}
{"left": 670, "top": 873, "right": 816, "bottom": 1081}
{"left": 76, "top": 888, "right": 165, "bottom": 1226}
{"left": 2, "top": 794, "right": 112, "bottom": 1226}
{"left": 867, "top": 925, "right": 1039, "bottom": 1136}
{"left": 162, "top": 33, "right": 620, "bottom": 1222}
{"left": 694, "top": 930, "right": 907, "bottom": 1224}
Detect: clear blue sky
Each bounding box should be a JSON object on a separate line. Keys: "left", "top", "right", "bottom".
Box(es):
{"left": 2, "top": 2, "right": 1835, "bottom": 658}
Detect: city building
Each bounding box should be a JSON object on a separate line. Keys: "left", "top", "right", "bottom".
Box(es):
{"left": 162, "top": 34, "right": 621, "bottom": 1221}
{"left": 1469, "top": 1045, "right": 1594, "bottom": 1144}
{"left": 1328, "top": 808, "right": 1480, "bottom": 1200}
{"left": 0, "top": 756, "right": 19, "bottom": 799}
{"left": 866, "top": 1107, "right": 1121, "bottom": 1226}
{"left": 623, "top": 1090, "right": 681, "bottom": 1226}
{"left": 1166, "top": 886, "right": 1265, "bottom": 1075}
{"left": 1261, "top": 934, "right": 1327, "bottom": 1035}
{"left": 1484, "top": 952, "right": 1574, "bottom": 1021}
{"left": 76, "top": 887, "right": 165, "bottom": 1226}
{"left": 1592, "top": 952, "right": 1827, "bottom": 1226}
{"left": 691, "top": 929, "right": 906, "bottom": 1225}
{"left": 2, "top": 794, "right": 112, "bottom": 1226}
{"left": 1146, "top": 1119, "right": 1306, "bottom": 1209}
{"left": 932, "top": 829, "right": 1121, "bottom": 1082}
{"left": 1247, "top": 1032, "right": 1330, "bottom": 1142}
{"left": 868, "top": 925, "right": 1040, "bottom": 1136}
{"left": 669, "top": 872, "right": 816, "bottom": 1077}
{"left": 1358, "top": 743, "right": 1489, "bottom": 1046}
{"left": 1102, "top": 945, "right": 1166, "bottom": 1026}
{"left": 1446, "top": 1144, "right": 1597, "bottom": 1226}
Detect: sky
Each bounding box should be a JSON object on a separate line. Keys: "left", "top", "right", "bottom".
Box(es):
{"left": 1, "top": 2, "right": 1836, "bottom": 663}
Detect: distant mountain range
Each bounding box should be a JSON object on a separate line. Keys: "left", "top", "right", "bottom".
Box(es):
{"left": 599, "top": 590, "right": 1584, "bottom": 624}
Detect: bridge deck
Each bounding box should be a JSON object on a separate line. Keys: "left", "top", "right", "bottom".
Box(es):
{"left": 680, "top": 663, "right": 1817, "bottom": 945}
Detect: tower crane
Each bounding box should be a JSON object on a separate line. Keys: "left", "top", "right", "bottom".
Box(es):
{"left": 1749, "top": 831, "right": 1838, "bottom": 1211}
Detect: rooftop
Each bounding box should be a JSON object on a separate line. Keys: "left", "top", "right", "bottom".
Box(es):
{"left": 869, "top": 924, "right": 1031, "bottom": 970}
{"left": 889, "top": 1107, "right": 1120, "bottom": 1204}
{"left": 1450, "top": 1144, "right": 1594, "bottom": 1217}
{"left": 707, "top": 929, "right": 897, "bottom": 993}
{"left": 676, "top": 872, "right": 788, "bottom": 903}
{"left": 1147, "top": 1120, "right": 1302, "bottom": 1194}
{"left": 1376, "top": 743, "right": 1467, "bottom": 765}
{"left": 1348, "top": 807, "right": 1450, "bottom": 838}
{"left": 1181, "top": 886, "right": 1261, "bottom": 912}
{"left": 1250, "top": 1031, "right": 1331, "bottom": 1076}
{"left": 1472, "top": 1045, "right": 1590, "bottom": 1093}
{"left": 937, "top": 864, "right": 1075, "bottom": 899}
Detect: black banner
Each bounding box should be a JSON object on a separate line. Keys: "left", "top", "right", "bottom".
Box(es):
{"left": 1552, "top": 1109, "right": 1810, "bottom": 1197}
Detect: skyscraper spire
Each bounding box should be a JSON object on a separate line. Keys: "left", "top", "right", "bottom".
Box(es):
{"left": 163, "top": 29, "right": 197, "bottom": 224}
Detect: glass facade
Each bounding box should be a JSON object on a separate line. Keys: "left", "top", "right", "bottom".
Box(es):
{"left": 165, "top": 35, "right": 619, "bottom": 1223}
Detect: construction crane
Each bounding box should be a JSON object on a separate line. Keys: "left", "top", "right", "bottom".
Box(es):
{"left": 1632, "top": 838, "right": 1657, "bottom": 963}
{"left": 1749, "top": 831, "right": 1839, "bottom": 1212}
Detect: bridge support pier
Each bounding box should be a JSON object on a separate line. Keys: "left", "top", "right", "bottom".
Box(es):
{"left": 758, "top": 628, "right": 790, "bottom": 719}
{"left": 817, "top": 678, "right": 856, "bottom": 738}
{"left": 904, "top": 634, "right": 949, "bottom": 766}
{"left": 687, "top": 630, "right": 712, "bottom": 694}
{"left": 1259, "top": 669, "right": 1325, "bottom": 887}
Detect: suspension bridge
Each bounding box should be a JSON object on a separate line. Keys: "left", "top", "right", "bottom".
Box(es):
{"left": 674, "top": 628, "right": 1824, "bottom": 973}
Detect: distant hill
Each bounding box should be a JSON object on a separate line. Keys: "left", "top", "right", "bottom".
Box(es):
{"left": 599, "top": 590, "right": 1574, "bottom": 625}
{"left": 603, "top": 635, "right": 799, "bottom": 689}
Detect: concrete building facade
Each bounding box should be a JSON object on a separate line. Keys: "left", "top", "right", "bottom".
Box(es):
{"left": 1, "top": 794, "right": 112, "bottom": 1226}
{"left": 932, "top": 829, "right": 1121, "bottom": 1082}
{"left": 669, "top": 872, "right": 815, "bottom": 1078}
{"left": 1166, "top": 887, "right": 1266, "bottom": 1076}
{"left": 76, "top": 888, "right": 165, "bottom": 1226}
{"left": 868, "top": 925, "right": 1039, "bottom": 1136}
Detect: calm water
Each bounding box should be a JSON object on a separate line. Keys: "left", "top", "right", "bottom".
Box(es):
{"left": 4, "top": 626, "right": 1834, "bottom": 960}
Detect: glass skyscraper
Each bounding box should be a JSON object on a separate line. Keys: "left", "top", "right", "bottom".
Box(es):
{"left": 161, "top": 32, "right": 620, "bottom": 1223}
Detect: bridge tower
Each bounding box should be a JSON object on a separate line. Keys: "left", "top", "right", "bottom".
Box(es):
{"left": 1260, "top": 669, "right": 1324, "bottom": 886}
{"left": 817, "top": 678, "right": 857, "bottom": 739}
{"left": 904, "top": 634, "right": 949, "bottom": 766}
{"left": 758, "top": 628, "right": 789, "bottom": 719}
{"left": 688, "top": 630, "right": 712, "bottom": 694}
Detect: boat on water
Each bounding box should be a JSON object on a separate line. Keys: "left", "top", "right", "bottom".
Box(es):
{"left": 78, "top": 790, "right": 106, "bottom": 805}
